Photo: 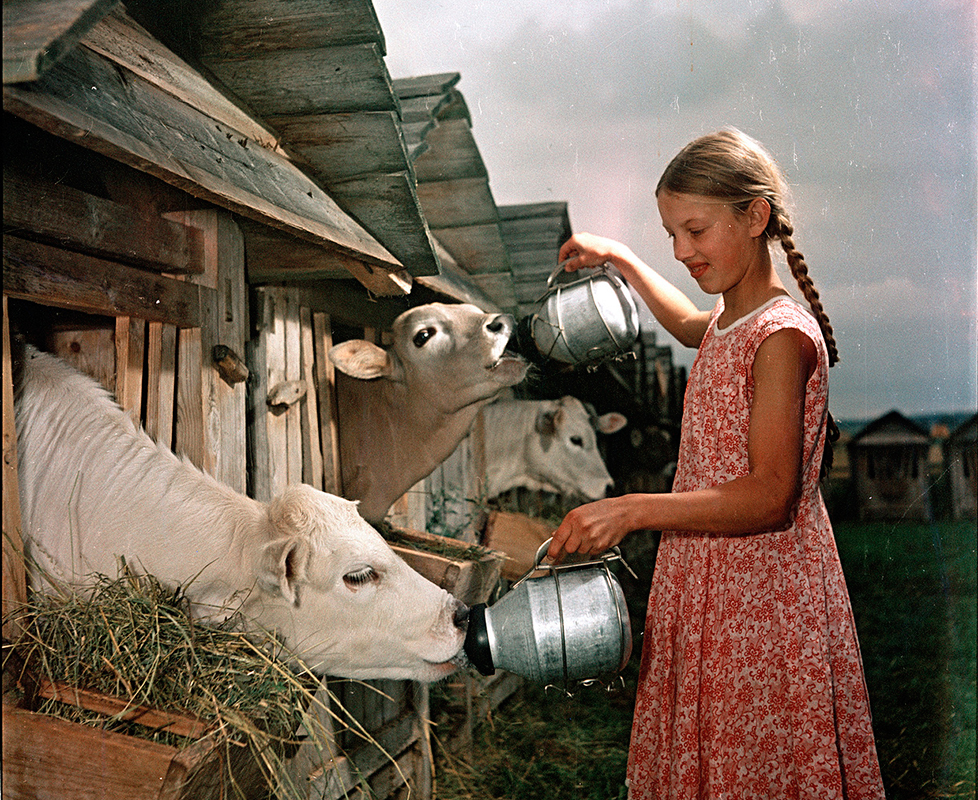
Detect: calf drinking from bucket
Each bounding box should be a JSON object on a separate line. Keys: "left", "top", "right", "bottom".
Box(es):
{"left": 14, "top": 344, "right": 467, "bottom": 682}
{"left": 329, "top": 303, "right": 528, "bottom": 523}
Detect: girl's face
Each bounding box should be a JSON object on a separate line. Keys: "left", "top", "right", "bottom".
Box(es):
{"left": 656, "top": 190, "right": 768, "bottom": 296}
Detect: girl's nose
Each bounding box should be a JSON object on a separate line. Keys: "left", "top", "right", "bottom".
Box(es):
{"left": 672, "top": 235, "right": 693, "bottom": 262}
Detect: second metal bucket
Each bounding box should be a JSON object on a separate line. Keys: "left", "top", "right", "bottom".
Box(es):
{"left": 464, "top": 538, "right": 633, "bottom": 685}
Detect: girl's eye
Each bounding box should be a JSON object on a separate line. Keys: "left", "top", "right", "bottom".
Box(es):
{"left": 413, "top": 327, "right": 435, "bottom": 347}
{"left": 689, "top": 228, "right": 706, "bottom": 237}
{"left": 343, "top": 567, "right": 379, "bottom": 590}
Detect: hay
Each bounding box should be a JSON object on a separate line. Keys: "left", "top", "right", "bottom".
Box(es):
{"left": 374, "top": 521, "right": 490, "bottom": 561}
{"left": 1, "top": 563, "right": 374, "bottom": 800}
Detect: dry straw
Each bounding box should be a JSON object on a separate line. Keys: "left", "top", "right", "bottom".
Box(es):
{"left": 2, "top": 559, "right": 398, "bottom": 799}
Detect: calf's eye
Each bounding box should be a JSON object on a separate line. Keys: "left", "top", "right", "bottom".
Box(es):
{"left": 570, "top": 435, "right": 584, "bottom": 448}
{"left": 412, "top": 327, "right": 435, "bottom": 347}
{"left": 343, "top": 567, "right": 379, "bottom": 591}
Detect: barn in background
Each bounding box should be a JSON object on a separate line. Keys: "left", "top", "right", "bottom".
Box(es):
{"left": 2, "top": 2, "right": 685, "bottom": 797}
{"left": 847, "top": 410, "right": 933, "bottom": 522}
{"left": 946, "top": 413, "right": 977, "bottom": 521}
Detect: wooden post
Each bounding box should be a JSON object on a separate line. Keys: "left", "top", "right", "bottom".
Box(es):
{"left": 114, "top": 316, "right": 145, "bottom": 423}
{"left": 2, "top": 296, "right": 27, "bottom": 643}
{"left": 299, "top": 306, "right": 324, "bottom": 490}
{"left": 166, "top": 210, "right": 248, "bottom": 494}
{"left": 283, "top": 291, "right": 303, "bottom": 487}
{"left": 313, "top": 312, "right": 342, "bottom": 497}
{"left": 143, "top": 321, "right": 177, "bottom": 450}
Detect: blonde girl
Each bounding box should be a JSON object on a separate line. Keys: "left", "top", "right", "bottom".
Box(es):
{"left": 550, "top": 128, "right": 884, "bottom": 799}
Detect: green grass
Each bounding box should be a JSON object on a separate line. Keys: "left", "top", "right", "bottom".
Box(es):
{"left": 432, "top": 669, "right": 635, "bottom": 800}
{"left": 836, "top": 520, "right": 977, "bottom": 799}
{"left": 432, "top": 521, "right": 977, "bottom": 800}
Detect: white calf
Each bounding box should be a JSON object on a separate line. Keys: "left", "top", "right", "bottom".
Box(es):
{"left": 14, "top": 345, "right": 466, "bottom": 681}
{"left": 481, "top": 396, "right": 626, "bottom": 500}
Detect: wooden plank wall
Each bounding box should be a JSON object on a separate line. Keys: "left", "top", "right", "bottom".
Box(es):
{"left": 247, "top": 287, "right": 436, "bottom": 800}
{"left": 246, "top": 286, "right": 343, "bottom": 502}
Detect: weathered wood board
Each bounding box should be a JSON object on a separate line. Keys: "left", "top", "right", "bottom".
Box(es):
{"left": 482, "top": 511, "right": 556, "bottom": 582}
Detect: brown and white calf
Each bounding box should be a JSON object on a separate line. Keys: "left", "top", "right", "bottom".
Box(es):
{"left": 329, "top": 303, "right": 528, "bottom": 523}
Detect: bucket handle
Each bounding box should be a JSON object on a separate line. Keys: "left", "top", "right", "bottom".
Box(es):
{"left": 511, "top": 537, "right": 637, "bottom": 589}
{"left": 545, "top": 260, "right": 610, "bottom": 290}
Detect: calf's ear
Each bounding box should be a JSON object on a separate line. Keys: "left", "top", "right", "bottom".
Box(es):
{"left": 263, "top": 488, "right": 320, "bottom": 604}
{"left": 259, "top": 537, "right": 310, "bottom": 606}
{"left": 329, "top": 340, "right": 393, "bottom": 380}
{"left": 595, "top": 412, "right": 627, "bottom": 435}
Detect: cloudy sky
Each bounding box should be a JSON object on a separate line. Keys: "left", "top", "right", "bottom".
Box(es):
{"left": 372, "top": 0, "right": 976, "bottom": 421}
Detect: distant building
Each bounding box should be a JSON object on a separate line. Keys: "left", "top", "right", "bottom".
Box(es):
{"left": 848, "top": 410, "right": 932, "bottom": 522}
{"left": 946, "top": 413, "right": 978, "bottom": 520}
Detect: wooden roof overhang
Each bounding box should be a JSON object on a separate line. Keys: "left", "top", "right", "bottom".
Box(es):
{"left": 497, "top": 201, "right": 572, "bottom": 318}
{"left": 849, "top": 410, "right": 931, "bottom": 448}
{"left": 401, "top": 75, "right": 518, "bottom": 313}
{"left": 184, "top": 0, "right": 447, "bottom": 289}
{"left": 3, "top": 0, "right": 412, "bottom": 297}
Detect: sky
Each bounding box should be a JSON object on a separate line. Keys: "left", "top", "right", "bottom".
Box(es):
{"left": 372, "top": 0, "right": 977, "bottom": 421}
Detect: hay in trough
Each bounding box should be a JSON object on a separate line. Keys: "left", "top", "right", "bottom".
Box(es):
{"left": 2, "top": 562, "right": 375, "bottom": 800}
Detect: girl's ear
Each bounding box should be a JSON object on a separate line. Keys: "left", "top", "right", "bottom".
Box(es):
{"left": 747, "top": 197, "right": 771, "bottom": 238}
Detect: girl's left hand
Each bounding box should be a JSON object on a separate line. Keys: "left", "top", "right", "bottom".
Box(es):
{"left": 547, "top": 497, "right": 635, "bottom": 560}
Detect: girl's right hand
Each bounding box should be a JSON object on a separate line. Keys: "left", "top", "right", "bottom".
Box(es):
{"left": 557, "top": 233, "right": 633, "bottom": 274}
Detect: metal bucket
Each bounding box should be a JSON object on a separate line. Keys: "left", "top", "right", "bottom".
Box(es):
{"left": 526, "top": 262, "right": 640, "bottom": 366}
{"left": 464, "top": 538, "right": 633, "bottom": 684}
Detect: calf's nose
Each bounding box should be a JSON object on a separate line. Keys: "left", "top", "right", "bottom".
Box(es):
{"left": 485, "top": 314, "right": 514, "bottom": 336}
{"left": 452, "top": 601, "right": 470, "bottom": 631}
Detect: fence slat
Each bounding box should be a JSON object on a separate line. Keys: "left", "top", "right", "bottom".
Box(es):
{"left": 299, "top": 306, "right": 324, "bottom": 490}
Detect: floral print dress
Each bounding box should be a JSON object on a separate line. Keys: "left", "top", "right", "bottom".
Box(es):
{"left": 626, "top": 297, "right": 884, "bottom": 800}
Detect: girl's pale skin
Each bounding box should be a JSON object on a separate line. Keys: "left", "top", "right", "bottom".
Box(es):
{"left": 548, "top": 190, "right": 818, "bottom": 560}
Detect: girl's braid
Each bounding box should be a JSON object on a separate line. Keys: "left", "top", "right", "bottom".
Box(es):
{"left": 770, "top": 205, "right": 841, "bottom": 479}
{"left": 772, "top": 211, "right": 840, "bottom": 367}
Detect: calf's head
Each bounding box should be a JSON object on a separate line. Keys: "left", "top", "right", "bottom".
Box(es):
{"left": 330, "top": 303, "right": 527, "bottom": 413}
{"left": 532, "top": 397, "right": 627, "bottom": 500}
{"left": 243, "top": 484, "right": 467, "bottom": 681}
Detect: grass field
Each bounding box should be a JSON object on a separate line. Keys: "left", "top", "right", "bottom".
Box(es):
{"left": 838, "top": 521, "right": 977, "bottom": 799}
{"left": 432, "top": 520, "right": 977, "bottom": 799}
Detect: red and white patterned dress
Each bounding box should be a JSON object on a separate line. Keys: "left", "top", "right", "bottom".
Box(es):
{"left": 626, "top": 297, "right": 884, "bottom": 800}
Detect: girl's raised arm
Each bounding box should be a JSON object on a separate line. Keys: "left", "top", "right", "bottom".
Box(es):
{"left": 558, "top": 233, "right": 711, "bottom": 348}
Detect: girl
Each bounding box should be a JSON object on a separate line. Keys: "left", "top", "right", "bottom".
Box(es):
{"left": 549, "top": 129, "right": 884, "bottom": 799}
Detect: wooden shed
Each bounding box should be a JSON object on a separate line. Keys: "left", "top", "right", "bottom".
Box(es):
{"left": 847, "top": 410, "right": 933, "bottom": 522}
{"left": 3, "top": 2, "right": 544, "bottom": 798}
{"left": 946, "top": 413, "right": 977, "bottom": 520}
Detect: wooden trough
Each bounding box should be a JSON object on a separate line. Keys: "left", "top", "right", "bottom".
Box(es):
{"left": 3, "top": 678, "right": 285, "bottom": 800}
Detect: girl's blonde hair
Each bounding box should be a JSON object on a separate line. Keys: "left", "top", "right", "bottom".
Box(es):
{"left": 658, "top": 128, "right": 840, "bottom": 476}
{"left": 656, "top": 128, "right": 839, "bottom": 367}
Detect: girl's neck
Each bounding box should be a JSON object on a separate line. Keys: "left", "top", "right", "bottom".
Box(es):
{"left": 717, "top": 250, "right": 788, "bottom": 329}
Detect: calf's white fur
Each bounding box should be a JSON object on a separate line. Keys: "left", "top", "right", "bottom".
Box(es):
{"left": 481, "top": 396, "right": 626, "bottom": 500}
{"left": 14, "top": 344, "right": 466, "bottom": 682}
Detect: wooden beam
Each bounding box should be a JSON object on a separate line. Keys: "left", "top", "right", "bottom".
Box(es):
{"left": 3, "top": 166, "right": 206, "bottom": 275}
{"left": 3, "top": 234, "right": 206, "bottom": 327}
{"left": 82, "top": 5, "right": 284, "bottom": 153}
{"left": 2, "top": 0, "right": 120, "bottom": 83}
{"left": 202, "top": 42, "right": 395, "bottom": 117}
{"left": 2, "top": 37, "right": 409, "bottom": 294}
{"left": 196, "top": 0, "right": 387, "bottom": 57}
{"left": 241, "top": 219, "right": 412, "bottom": 294}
